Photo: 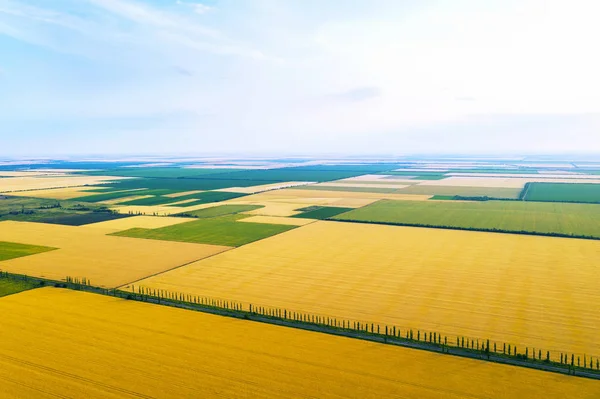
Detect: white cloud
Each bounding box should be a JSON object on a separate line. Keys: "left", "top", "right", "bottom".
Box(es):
{"left": 1, "top": 0, "right": 600, "bottom": 155}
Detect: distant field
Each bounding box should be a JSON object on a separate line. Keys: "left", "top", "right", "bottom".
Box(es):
{"left": 0, "top": 241, "right": 55, "bottom": 261}
{"left": 334, "top": 199, "right": 600, "bottom": 238}
{"left": 35, "top": 212, "right": 132, "bottom": 226}
{"left": 81, "top": 167, "right": 246, "bottom": 179}
{"left": 523, "top": 182, "right": 600, "bottom": 203}
{"left": 215, "top": 165, "right": 400, "bottom": 182}
{"left": 177, "top": 204, "right": 263, "bottom": 218}
{"left": 163, "top": 191, "right": 247, "bottom": 207}
{"left": 72, "top": 189, "right": 180, "bottom": 203}
{"left": 0, "top": 278, "right": 38, "bottom": 297}
{"left": 300, "top": 185, "right": 401, "bottom": 194}
{"left": 395, "top": 184, "right": 523, "bottom": 198}
{"left": 99, "top": 177, "right": 279, "bottom": 191}
{"left": 1, "top": 289, "right": 594, "bottom": 398}
{"left": 380, "top": 171, "right": 448, "bottom": 180}
{"left": 113, "top": 214, "right": 296, "bottom": 246}
{"left": 293, "top": 206, "right": 353, "bottom": 219}
{"left": 136, "top": 221, "right": 600, "bottom": 359}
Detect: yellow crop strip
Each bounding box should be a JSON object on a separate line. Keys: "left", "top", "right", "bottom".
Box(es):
{"left": 0, "top": 221, "right": 230, "bottom": 287}
{"left": 0, "top": 288, "right": 596, "bottom": 398}
{"left": 136, "top": 221, "right": 600, "bottom": 359}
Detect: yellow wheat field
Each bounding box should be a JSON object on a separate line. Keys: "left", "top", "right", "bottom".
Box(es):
{"left": 0, "top": 288, "right": 595, "bottom": 399}
{"left": 237, "top": 215, "right": 316, "bottom": 226}
{"left": 12, "top": 186, "right": 105, "bottom": 200}
{"left": 136, "top": 221, "right": 600, "bottom": 358}
{"left": 0, "top": 221, "right": 230, "bottom": 287}
{"left": 83, "top": 215, "right": 197, "bottom": 233}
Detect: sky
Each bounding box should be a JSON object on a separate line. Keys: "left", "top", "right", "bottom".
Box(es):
{"left": 1, "top": 0, "right": 600, "bottom": 156}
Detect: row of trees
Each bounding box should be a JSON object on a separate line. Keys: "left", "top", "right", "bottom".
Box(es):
{"left": 127, "top": 284, "right": 600, "bottom": 372}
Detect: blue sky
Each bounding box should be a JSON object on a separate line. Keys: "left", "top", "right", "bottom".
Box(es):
{"left": 1, "top": 0, "right": 599, "bottom": 156}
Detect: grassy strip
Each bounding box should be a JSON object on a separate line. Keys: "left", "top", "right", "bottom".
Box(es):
{"left": 163, "top": 192, "right": 247, "bottom": 207}
{"left": 112, "top": 214, "right": 296, "bottom": 246}
{"left": 333, "top": 199, "right": 600, "bottom": 239}
{"left": 0, "top": 241, "right": 56, "bottom": 261}
{"left": 0, "top": 278, "right": 39, "bottom": 297}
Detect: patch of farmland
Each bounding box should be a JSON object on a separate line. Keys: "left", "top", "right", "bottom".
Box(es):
{"left": 162, "top": 191, "right": 247, "bottom": 207}
{"left": 395, "top": 184, "right": 522, "bottom": 198}
{"left": 0, "top": 278, "right": 38, "bottom": 297}
{"left": 0, "top": 241, "right": 55, "bottom": 261}
{"left": 238, "top": 215, "right": 315, "bottom": 226}
{"left": 113, "top": 214, "right": 296, "bottom": 247}
{"left": 292, "top": 206, "right": 354, "bottom": 219}
{"left": 0, "top": 221, "right": 229, "bottom": 287}
{"left": 380, "top": 171, "right": 448, "bottom": 180}
{"left": 1, "top": 289, "right": 595, "bottom": 398}
{"left": 421, "top": 176, "right": 600, "bottom": 188}
{"left": 523, "top": 183, "right": 600, "bottom": 203}
{"left": 209, "top": 165, "right": 401, "bottom": 182}
{"left": 334, "top": 199, "right": 600, "bottom": 238}
{"left": 135, "top": 221, "right": 600, "bottom": 358}
{"left": 0, "top": 175, "right": 130, "bottom": 193}
{"left": 216, "top": 181, "right": 314, "bottom": 194}
{"left": 35, "top": 211, "right": 133, "bottom": 226}
{"left": 81, "top": 167, "right": 246, "bottom": 179}
{"left": 176, "top": 204, "right": 263, "bottom": 218}
{"left": 83, "top": 216, "right": 197, "bottom": 233}
{"left": 99, "top": 177, "right": 280, "bottom": 191}
{"left": 301, "top": 185, "right": 403, "bottom": 194}
{"left": 13, "top": 186, "right": 107, "bottom": 200}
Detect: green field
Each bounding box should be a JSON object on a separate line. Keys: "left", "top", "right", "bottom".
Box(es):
{"left": 523, "top": 183, "right": 600, "bottom": 203}
{"left": 0, "top": 278, "right": 39, "bottom": 298}
{"left": 215, "top": 166, "right": 399, "bottom": 182}
{"left": 395, "top": 185, "right": 522, "bottom": 199}
{"left": 292, "top": 206, "right": 354, "bottom": 219}
{"left": 0, "top": 241, "right": 55, "bottom": 261}
{"left": 379, "top": 171, "right": 448, "bottom": 180}
{"left": 72, "top": 189, "right": 181, "bottom": 203}
{"left": 334, "top": 199, "right": 600, "bottom": 238}
{"left": 112, "top": 214, "right": 296, "bottom": 246}
{"left": 176, "top": 204, "right": 263, "bottom": 218}
{"left": 0, "top": 196, "right": 122, "bottom": 225}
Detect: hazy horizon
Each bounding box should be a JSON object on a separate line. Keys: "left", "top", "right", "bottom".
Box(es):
{"left": 2, "top": 0, "right": 600, "bottom": 155}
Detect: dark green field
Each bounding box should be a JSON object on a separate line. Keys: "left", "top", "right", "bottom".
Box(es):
{"left": 72, "top": 189, "right": 180, "bottom": 203}
{"left": 112, "top": 214, "right": 296, "bottom": 246}
{"left": 0, "top": 196, "right": 121, "bottom": 225}
{"left": 176, "top": 204, "right": 263, "bottom": 218}
{"left": 523, "top": 183, "right": 600, "bottom": 203}
{"left": 379, "top": 171, "right": 448, "bottom": 180}
{"left": 293, "top": 206, "right": 354, "bottom": 219}
{"left": 334, "top": 199, "right": 600, "bottom": 238}
{"left": 0, "top": 241, "right": 55, "bottom": 261}
{"left": 0, "top": 278, "right": 39, "bottom": 297}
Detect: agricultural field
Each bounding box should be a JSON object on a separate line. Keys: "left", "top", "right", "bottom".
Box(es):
{"left": 0, "top": 278, "right": 39, "bottom": 297}
{"left": 134, "top": 221, "right": 600, "bottom": 358}
{"left": 1, "top": 288, "right": 596, "bottom": 399}
{"left": 0, "top": 241, "right": 55, "bottom": 261}
{"left": 0, "top": 174, "right": 128, "bottom": 193}
{"left": 395, "top": 184, "right": 524, "bottom": 198}
{"left": 292, "top": 206, "right": 354, "bottom": 219}
{"left": 83, "top": 215, "right": 197, "bottom": 233}
{"left": 523, "top": 183, "right": 600, "bottom": 203}
{"left": 334, "top": 199, "right": 600, "bottom": 238}
{"left": 0, "top": 221, "right": 230, "bottom": 287}
{"left": 113, "top": 214, "right": 296, "bottom": 247}
{"left": 95, "top": 177, "right": 280, "bottom": 191}
{"left": 176, "top": 204, "right": 263, "bottom": 218}
{"left": 80, "top": 167, "right": 246, "bottom": 178}
{"left": 0, "top": 195, "right": 129, "bottom": 225}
